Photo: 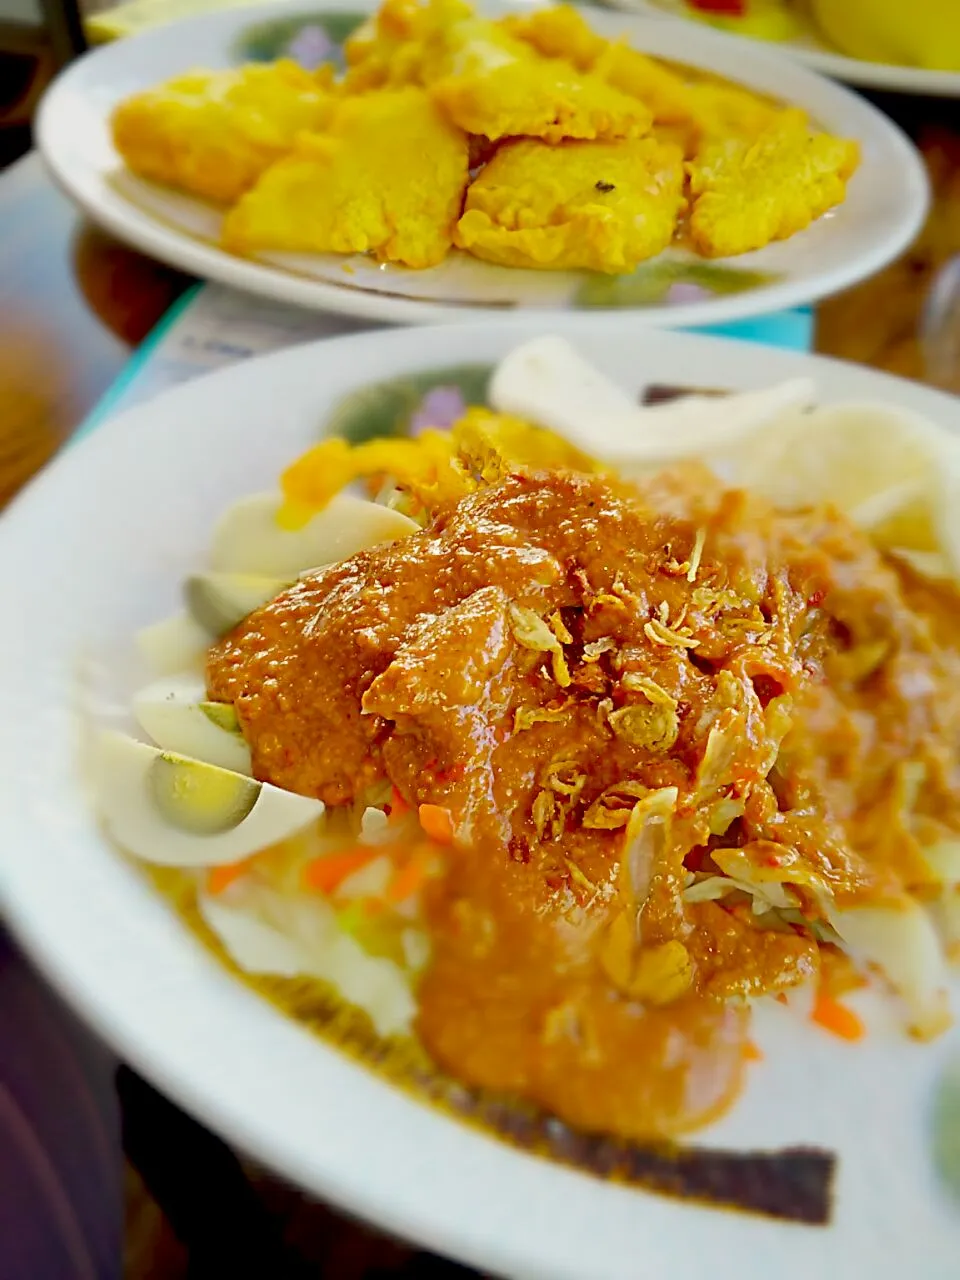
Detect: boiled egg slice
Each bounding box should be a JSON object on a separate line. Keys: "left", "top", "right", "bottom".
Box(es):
{"left": 209, "top": 491, "right": 417, "bottom": 577}
{"left": 133, "top": 674, "right": 251, "bottom": 775}
{"left": 96, "top": 731, "right": 323, "bottom": 866}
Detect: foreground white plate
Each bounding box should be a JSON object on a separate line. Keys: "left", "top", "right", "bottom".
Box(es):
{"left": 613, "top": 0, "right": 960, "bottom": 97}
{"left": 2, "top": 323, "right": 959, "bottom": 1279}
{"left": 37, "top": 0, "right": 929, "bottom": 327}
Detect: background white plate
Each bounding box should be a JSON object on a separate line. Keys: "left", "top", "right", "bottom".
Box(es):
{"left": 37, "top": 0, "right": 929, "bottom": 328}
{"left": 1, "top": 322, "right": 959, "bottom": 1279}
{"left": 611, "top": 0, "right": 960, "bottom": 97}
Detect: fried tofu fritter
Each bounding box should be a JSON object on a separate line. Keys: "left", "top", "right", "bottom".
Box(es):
{"left": 500, "top": 4, "right": 602, "bottom": 68}
{"left": 341, "top": 0, "right": 440, "bottom": 91}
{"left": 422, "top": 8, "right": 652, "bottom": 143}
{"left": 688, "top": 80, "right": 783, "bottom": 145}
{"left": 222, "top": 88, "right": 468, "bottom": 269}
{"left": 502, "top": 4, "right": 696, "bottom": 128}
{"left": 455, "top": 137, "right": 685, "bottom": 274}
{"left": 111, "top": 60, "right": 334, "bottom": 204}
{"left": 687, "top": 108, "right": 860, "bottom": 258}
{"left": 431, "top": 49, "right": 653, "bottom": 144}
{"left": 112, "top": 0, "right": 861, "bottom": 274}
{"left": 343, "top": 0, "right": 651, "bottom": 143}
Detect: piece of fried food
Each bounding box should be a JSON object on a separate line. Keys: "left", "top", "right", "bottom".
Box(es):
{"left": 455, "top": 136, "right": 684, "bottom": 274}
{"left": 688, "top": 79, "right": 782, "bottom": 144}
{"left": 423, "top": 7, "right": 651, "bottom": 143}
{"left": 687, "top": 108, "right": 860, "bottom": 258}
{"left": 433, "top": 57, "right": 652, "bottom": 143}
{"left": 111, "top": 60, "right": 334, "bottom": 204}
{"left": 500, "top": 3, "right": 601, "bottom": 67}
{"left": 222, "top": 87, "right": 468, "bottom": 269}
{"left": 501, "top": 4, "right": 695, "bottom": 127}
{"left": 343, "top": 0, "right": 652, "bottom": 143}
{"left": 341, "top": 0, "right": 445, "bottom": 91}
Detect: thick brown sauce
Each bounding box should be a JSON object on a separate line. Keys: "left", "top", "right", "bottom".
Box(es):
{"left": 208, "top": 469, "right": 960, "bottom": 1140}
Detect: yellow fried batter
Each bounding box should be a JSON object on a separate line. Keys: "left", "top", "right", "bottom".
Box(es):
{"left": 503, "top": 6, "right": 795, "bottom": 157}
{"left": 343, "top": 0, "right": 649, "bottom": 143}
{"left": 432, "top": 55, "right": 651, "bottom": 143}
{"left": 408, "top": 1, "right": 649, "bottom": 143}
{"left": 688, "top": 80, "right": 782, "bottom": 144}
{"left": 111, "top": 0, "right": 862, "bottom": 275}
{"left": 341, "top": 0, "right": 444, "bottom": 91}
{"left": 455, "top": 136, "right": 684, "bottom": 273}
{"left": 111, "top": 60, "right": 334, "bottom": 204}
{"left": 502, "top": 5, "right": 695, "bottom": 127}
{"left": 222, "top": 87, "right": 468, "bottom": 269}
{"left": 500, "top": 4, "right": 601, "bottom": 68}
{"left": 687, "top": 108, "right": 860, "bottom": 257}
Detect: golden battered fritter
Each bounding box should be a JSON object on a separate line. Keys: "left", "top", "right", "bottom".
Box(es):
{"left": 341, "top": 0, "right": 435, "bottom": 91}
{"left": 427, "top": 14, "right": 652, "bottom": 143}
{"left": 455, "top": 136, "right": 684, "bottom": 274}
{"left": 688, "top": 80, "right": 782, "bottom": 144}
{"left": 222, "top": 87, "right": 468, "bottom": 269}
{"left": 502, "top": 4, "right": 695, "bottom": 127}
{"left": 500, "top": 6, "right": 791, "bottom": 159}
{"left": 500, "top": 3, "right": 601, "bottom": 68}
{"left": 687, "top": 108, "right": 860, "bottom": 257}
{"left": 433, "top": 58, "right": 652, "bottom": 144}
{"left": 109, "top": 0, "right": 862, "bottom": 278}
{"left": 111, "top": 60, "right": 334, "bottom": 204}
{"left": 342, "top": 0, "right": 650, "bottom": 143}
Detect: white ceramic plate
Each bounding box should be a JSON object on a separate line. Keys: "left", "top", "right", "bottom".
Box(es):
{"left": 37, "top": 0, "right": 929, "bottom": 328}
{"left": 2, "top": 322, "right": 960, "bottom": 1279}
{"left": 613, "top": 0, "right": 960, "bottom": 97}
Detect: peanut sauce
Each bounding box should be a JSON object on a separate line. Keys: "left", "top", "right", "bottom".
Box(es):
{"left": 208, "top": 468, "right": 960, "bottom": 1138}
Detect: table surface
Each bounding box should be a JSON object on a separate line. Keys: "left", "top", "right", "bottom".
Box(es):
{"left": 2, "top": 101, "right": 960, "bottom": 1275}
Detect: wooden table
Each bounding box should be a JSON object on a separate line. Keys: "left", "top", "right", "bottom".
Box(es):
{"left": 0, "top": 153, "right": 190, "bottom": 507}
{"left": 2, "top": 121, "right": 960, "bottom": 1277}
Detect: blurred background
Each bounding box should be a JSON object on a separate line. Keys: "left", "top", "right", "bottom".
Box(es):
{"left": 0, "top": 0, "right": 83, "bottom": 165}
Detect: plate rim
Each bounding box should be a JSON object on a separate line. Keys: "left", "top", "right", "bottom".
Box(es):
{"left": 3, "top": 322, "right": 960, "bottom": 1280}
{"left": 36, "top": 0, "right": 931, "bottom": 326}
{"left": 610, "top": 0, "right": 960, "bottom": 97}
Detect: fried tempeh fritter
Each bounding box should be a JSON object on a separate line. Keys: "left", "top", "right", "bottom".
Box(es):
{"left": 687, "top": 108, "right": 860, "bottom": 258}
{"left": 111, "top": 60, "right": 334, "bottom": 204}
{"left": 222, "top": 87, "right": 469, "bottom": 269}
{"left": 455, "top": 136, "right": 685, "bottom": 274}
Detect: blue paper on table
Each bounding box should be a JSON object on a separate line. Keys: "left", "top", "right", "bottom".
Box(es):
{"left": 78, "top": 282, "right": 813, "bottom": 438}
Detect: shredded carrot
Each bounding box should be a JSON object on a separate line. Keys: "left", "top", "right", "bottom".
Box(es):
{"left": 811, "top": 992, "right": 865, "bottom": 1042}
{"left": 206, "top": 861, "right": 249, "bottom": 895}
{"left": 418, "top": 803, "right": 455, "bottom": 845}
{"left": 388, "top": 786, "right": 411, "bottom": 824}
{"left": 744, "top": 1041, "right": 764, "bottom": 1062}
{"left": 387, "top": 855, "right": 429, "bottom": 904}
{"left": 303, "top": 847, "right": 380, "bottom": 895}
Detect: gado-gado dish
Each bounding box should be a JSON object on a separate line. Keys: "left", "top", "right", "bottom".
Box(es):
{"left": 109, "top": 0, "right": 860, "bottom": 275}
{"left": 90, "top": 336, "right": 960, "bottom": 1219}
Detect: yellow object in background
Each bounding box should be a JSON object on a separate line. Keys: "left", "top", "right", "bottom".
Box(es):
{"left": 681, "top": 0, "right": 806, "bottom": 44}
{"left": 810, "top": 0, "right": 960, "bottom": 72}
{"left": 85, "top": 0, "right": 272, "bottom": 43}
